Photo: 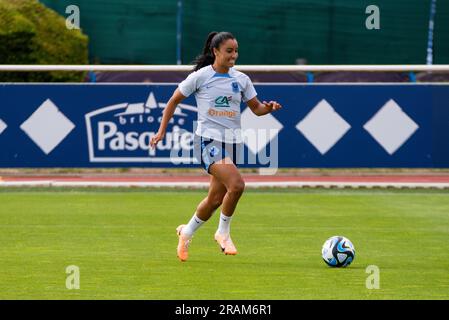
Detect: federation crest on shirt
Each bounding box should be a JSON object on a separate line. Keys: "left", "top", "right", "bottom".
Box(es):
{"left": 231, "top": 82, "right": 239, "bottom": 93}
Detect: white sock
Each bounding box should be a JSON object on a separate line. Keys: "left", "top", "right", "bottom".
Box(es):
{"left": 217, "top": 212, "right": 232, "bottom": 235}
{"left": 182, "top": 213, "right": 205, "bottom": 237}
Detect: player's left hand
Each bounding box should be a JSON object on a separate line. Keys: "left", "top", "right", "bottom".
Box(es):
{"left": 263, "top": 101, "right": 282, "bottom": 112}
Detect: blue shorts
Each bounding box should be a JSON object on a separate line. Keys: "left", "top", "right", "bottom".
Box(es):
{"left": 194, "top": 135, "right": 243, "bottom": 174}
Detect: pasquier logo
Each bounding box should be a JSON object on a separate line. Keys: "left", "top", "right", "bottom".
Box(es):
{"left": 85, "top": 92, "right": 198, "bottom": 163}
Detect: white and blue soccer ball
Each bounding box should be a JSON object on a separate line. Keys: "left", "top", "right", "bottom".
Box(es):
{"left": 322, "top": 236, "right": 355, "bottom": 267}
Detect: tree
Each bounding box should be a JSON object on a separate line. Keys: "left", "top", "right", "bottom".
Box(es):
{"left": 0, "top": 0, "right": 88, "bottom": 82}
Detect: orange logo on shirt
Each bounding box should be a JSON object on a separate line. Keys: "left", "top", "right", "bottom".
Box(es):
{"left": 208, "top": 108, "right": 237, "bottom": 117}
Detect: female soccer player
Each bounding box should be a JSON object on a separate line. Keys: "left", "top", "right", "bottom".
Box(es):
{"left": 150, "top": 31, "right": 282, "bottom": 262}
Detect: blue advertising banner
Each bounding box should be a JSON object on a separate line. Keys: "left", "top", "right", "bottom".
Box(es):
{"left": 0, "top": 83, "right": 448, "bottom": 168}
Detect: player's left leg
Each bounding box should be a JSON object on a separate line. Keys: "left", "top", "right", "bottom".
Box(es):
{"left": 209, "top": 159, "right": 244, "bottom": 255}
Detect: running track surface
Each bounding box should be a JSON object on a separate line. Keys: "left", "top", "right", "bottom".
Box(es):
{"left": 2, "top": 174, "right": 449, "bottom": 188}
{"left": 2, "top": 174, "right": 449, "bottom": 183}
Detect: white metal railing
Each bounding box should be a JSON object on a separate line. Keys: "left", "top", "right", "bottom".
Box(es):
{"left": 1, "top": 65, "right": 449, "bottom": 72}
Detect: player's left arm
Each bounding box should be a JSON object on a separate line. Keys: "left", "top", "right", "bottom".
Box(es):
{"left": 246, "top": 96, "right": 282, "bottom": 116}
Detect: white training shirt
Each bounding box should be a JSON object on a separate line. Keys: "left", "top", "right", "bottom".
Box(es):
{"left": 178, "top": 65, "right": 257, "bottom": 143}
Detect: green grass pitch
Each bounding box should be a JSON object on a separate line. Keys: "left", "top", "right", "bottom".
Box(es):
{"left": 0, "top": 188, "right": 448, "bottom": 299}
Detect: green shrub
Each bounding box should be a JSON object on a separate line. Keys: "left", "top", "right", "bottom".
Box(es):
{"left": 0, "top": 0, "right": 88, "bottom": 82}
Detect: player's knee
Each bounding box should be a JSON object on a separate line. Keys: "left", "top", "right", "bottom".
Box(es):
{"left": 228, "top": 179, "right": 245, "bottom": 196}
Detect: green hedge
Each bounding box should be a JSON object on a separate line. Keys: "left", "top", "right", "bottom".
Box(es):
{"left": 0, "top": 0, "right": 88, "bottom": 82}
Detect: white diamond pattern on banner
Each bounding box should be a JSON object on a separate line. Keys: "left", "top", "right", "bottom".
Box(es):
{"left": 20, "top": 99, "right": 75, "bottom": 155}
{"left": 241, "top": 107, "right": 283, "bottom": 155}
{"left": 364, "top": 99, "right": 419, "bottom": 155}
{"left": 296, "top": 99, "right": 351, "bottom": 155}
{"left": 0, "top": 118, "right": 7, "bottom": 135}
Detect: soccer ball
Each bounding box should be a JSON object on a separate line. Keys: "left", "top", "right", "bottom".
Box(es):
{"left": 321, "top": 236, "right": 355, "bottom": 267}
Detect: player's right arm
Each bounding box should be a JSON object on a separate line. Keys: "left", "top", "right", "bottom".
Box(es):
{"left": 150, "top": 88, "right": 186, "bottom": 148}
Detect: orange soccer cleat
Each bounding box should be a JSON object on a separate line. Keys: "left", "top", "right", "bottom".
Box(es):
{"left": 214, "top": 232, "right": 238, "bottom": 255}
{"left": 176, "top": 225, "right": 192, "bottom": 262}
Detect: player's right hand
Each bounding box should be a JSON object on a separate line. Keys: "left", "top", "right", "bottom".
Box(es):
{"left": 150, "top": 131, "right": 165, "bottom": 149}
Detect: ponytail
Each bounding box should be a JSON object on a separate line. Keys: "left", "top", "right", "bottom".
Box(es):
{"left": 192, "top": 31, "right": 235, "bottom": 71}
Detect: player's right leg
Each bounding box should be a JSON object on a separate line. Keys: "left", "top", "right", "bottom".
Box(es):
{"left": 176, "top": 175, "right": 227, "bottom": 262}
